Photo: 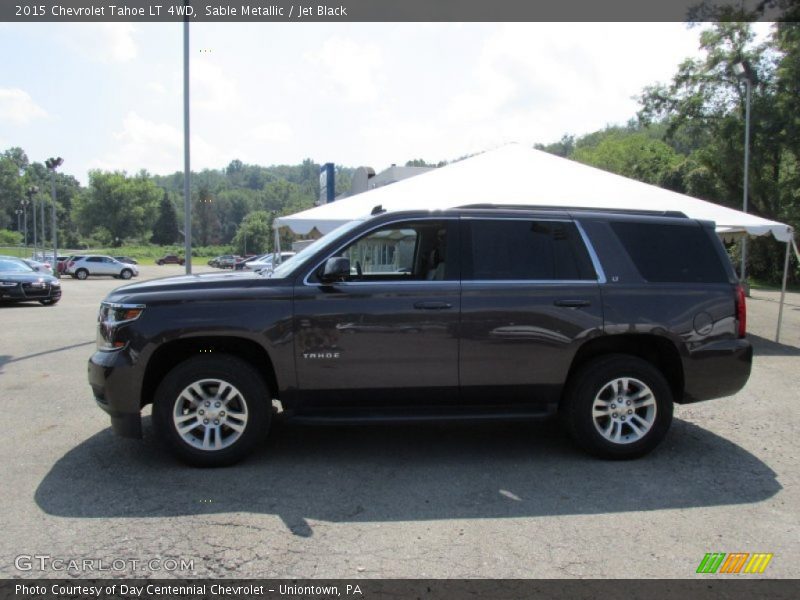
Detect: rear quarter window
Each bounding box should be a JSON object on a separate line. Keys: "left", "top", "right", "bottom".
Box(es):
{"left": 610, "top": 221, "right": 728, "bottom": 283}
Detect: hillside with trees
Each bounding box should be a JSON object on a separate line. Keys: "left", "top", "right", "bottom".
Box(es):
{"left": 536, "top": 20, "right": 800, "bottom": 284}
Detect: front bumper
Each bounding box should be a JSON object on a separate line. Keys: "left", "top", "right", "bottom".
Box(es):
{"left": 0, "top": 283, "right": 61, "bottom": 302}
{"left": 680, "top": 338, "right": 753, "bottom": 403}
{"left": 88, "top": 349, "right": 143, "bottom": 438}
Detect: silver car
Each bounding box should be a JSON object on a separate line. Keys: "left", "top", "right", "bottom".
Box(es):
{"left": 66, "top": 255, "right": 139, "bottom": 280}
{"left": 244, "top": 252, "right": 296, "bottom": 273}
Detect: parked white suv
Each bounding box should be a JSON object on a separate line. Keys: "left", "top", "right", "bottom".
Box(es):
{"left": 66, "top": 255, "right": 139, "bottom": 280}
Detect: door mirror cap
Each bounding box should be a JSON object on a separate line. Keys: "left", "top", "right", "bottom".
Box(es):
{"left": 319, "top": 257, "right": 350, "bottom": 283}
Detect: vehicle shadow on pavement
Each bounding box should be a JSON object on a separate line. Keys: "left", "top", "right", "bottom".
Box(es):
{"left": 35, "top": 417, "right": 781, "bottom": 537}
{"left": 0, "top": 341, "right": 95, "bottom": 366}
{"left": 749, "top": 334, "right": 800, "bottom": 356}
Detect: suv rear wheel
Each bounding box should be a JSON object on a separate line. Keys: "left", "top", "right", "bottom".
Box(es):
{"left": 561, "top": 354, "right": 673, "bottom": 459}
{"left": 75, "top": 268, "right": 88, "bottom": 280}
{"left": 153, "top": 355, "right": 271, "bottom": 467}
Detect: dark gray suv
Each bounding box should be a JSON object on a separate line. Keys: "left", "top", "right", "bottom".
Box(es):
{"left": 88, "top": 207, "right": 752, "bottom": 466}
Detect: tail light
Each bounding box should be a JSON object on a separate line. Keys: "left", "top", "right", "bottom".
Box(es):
{"left": 735, "top": 284, "right": 747, "bottom": 338}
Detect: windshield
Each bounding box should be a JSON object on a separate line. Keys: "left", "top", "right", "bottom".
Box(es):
{"left": 0, "top": 258, "right": 35, "bottom": 273}
{"left": 269, "top": 219, "right": 366, "bottom": 279}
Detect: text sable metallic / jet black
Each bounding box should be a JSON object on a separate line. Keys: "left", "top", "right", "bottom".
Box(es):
{"left": 88, "top": 207, "right": 752, "bottom": 466}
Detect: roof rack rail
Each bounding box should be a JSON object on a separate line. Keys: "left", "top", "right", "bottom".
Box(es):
{"left": 455, "top": 204, "right": 688, "bottom": 219}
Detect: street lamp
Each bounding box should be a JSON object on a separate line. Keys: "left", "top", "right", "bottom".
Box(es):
{"left": 20, "top": 199, "right": 29, "bottom": 250}
{"left": 15, "top": 209, "right": 23, "bottom": 253}
{"left": 46, "top": 157, "right": 64, "bottom": 275}
{"left": 733, "top": 60, "right": 756, "bottom": 293}
{"left": 183, "top": 0, "right": 192, "bottom": 274}
{"left": 27, "top": 186, "right": 39, "bottom": 258}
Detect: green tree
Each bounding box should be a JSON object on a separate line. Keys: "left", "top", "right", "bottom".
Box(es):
{"left": 233, "top": 210, "right": 273, "bottom": 255}
{"left": 572, "top": 130, "right": 683, "bottom": 188}
{"left": 0, "top": 147, "right": 28, "bottom": 231}
{"left": 0, "top": 229, "right": 22, "bottom": 245}
{"left": 151, "top": 191, "right": 180, "bottom": 244}
{"left": 193, "top": 184, "right": 220, "bottom": 246}
{"left": 534, "top": 135, "right": 576, "bottom": 158}
{"left": 76, "top": 170, "right": 161, "bottom": 246}
{"left": 637, "top": 21, "right": 800, "bottom": 282}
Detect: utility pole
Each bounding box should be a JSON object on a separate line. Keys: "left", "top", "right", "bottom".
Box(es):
{"left": 20, "top": 199, "right": 29, "bottom": 251}
{"left": 733, "top": 60, "right": 756, "bottom": 295}
{"left": 28, "top": 186, "right": 39, "bottom": 259}
{"left": 46, "top": 157, "right": 64, "bottom": 276}
{"left": 183, "top": 0, "right": 192, "bottom": 274}
{"left": 40, "top": 183, "right": 46, "bottom": 259}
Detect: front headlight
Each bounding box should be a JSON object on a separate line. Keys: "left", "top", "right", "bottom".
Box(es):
{"left": 97, "top": 302, "right": 145, "bottom": 350}
{"left": 50, "top": 280, "right": 61, "bottom": 287}
{"left": 0, "top": 281, "right": 18, "bottom": 287}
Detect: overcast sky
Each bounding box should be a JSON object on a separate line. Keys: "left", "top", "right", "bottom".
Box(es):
{"left": 0, "top": 22, "right": 771, "bottom": 184}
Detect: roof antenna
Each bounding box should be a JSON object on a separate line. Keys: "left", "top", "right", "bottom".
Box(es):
{"left": 371, "top": 204, "right": 385, "bottom": 215}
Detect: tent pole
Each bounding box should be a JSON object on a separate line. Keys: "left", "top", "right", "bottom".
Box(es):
{"left": 775, "top": 238, "right": 792, "bottom": 343}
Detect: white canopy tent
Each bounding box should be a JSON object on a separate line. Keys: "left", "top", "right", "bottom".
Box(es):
{"left": 276, "top": 144, "right": 797, "bottom": 341}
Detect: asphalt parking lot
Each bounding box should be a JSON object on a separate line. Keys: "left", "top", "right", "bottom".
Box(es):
{"left": 1, "top": 266, "right": 799, "bottom": 578}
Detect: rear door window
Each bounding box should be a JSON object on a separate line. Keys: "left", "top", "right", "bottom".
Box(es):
{"left": 463, "top": 219, "right": 597, "bottom": 281}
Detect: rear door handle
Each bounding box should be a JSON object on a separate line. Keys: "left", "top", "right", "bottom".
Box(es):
{"left": 554, "top": 299, "right": 591, "bottom": 308}
{"left": 414, "top": 301, "right": 453, "bottom": 310}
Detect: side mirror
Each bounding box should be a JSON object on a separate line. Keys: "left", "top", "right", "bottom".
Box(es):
{"left": 319, "top": 256, "right": 350, "bottom": 283}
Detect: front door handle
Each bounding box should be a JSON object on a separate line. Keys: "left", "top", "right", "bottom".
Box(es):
{"left": 414, "top": 301, "right": 453, "bottom": 310}
{"left": 554, "top": 299, "right": 591, "bottom": 308}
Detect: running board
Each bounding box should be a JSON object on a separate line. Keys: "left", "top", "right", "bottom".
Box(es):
{"left": 284, "top": 406, "right": 555, "bottom": 425}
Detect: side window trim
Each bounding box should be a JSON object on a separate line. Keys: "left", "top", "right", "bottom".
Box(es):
{"left": 574, "top": 220, "right": 607, "bottom": 284}
{"left": 302, "top": 217, "right": 459, "bottom": 287}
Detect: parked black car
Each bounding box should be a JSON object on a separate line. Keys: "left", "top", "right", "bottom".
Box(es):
{"left": 0, "top": 257, "right": 61, "bottom": 306}
{"left": 89, "top": 207, "right": 751, "bottom": 466}
{"left": 114, "top": 256, "right": 139, "bottom": 265}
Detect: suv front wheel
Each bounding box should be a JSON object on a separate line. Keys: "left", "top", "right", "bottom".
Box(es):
{"left": 561, "top": 354, "right": 673, "bottom": 459}
{"left": 153, "top": 355, "right": 271, "bottom": 467}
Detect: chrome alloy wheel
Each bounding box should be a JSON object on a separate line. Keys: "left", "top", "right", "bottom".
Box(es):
{"left": 591, "top": 377, "right": 657, "bottom": 444}
{"left": 172, "top": 379, "right": 249, "bottom": 451}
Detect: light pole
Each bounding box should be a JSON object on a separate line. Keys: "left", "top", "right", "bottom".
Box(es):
{"left": 20, "top": 199, "right": 29, "bottom": 250}
{"left": 15, "top": 209, "right": 23, "bottom": 254}
{"left": 183, "top": 0, "right": 192, "bottom": 274}
{"left": 40, "top": 181, "right": 46, "bottom": 259}
{"left": 46, "top": 157, "right": 64, "bottom": 275}
{"left": 27, "top": 186, "right": 39, "bottom": 258}
{"left": 733, "top": 60, "right": 756, "bottom": 294}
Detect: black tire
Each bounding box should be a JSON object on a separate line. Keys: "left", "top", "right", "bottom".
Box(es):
{"left": 75, "top": 269, "right": 89, "bottom": 280}
{"left": 153, "top": 355, "right": 271, "bottom": 467}
{"left": 561, "top": 354, "right": 673, "bottom": 460}
{"left": 120, "top": 269, "right": 133, "bottom": 280}
{"left": 39, "top": 297, "right": 59, "bottom": 306}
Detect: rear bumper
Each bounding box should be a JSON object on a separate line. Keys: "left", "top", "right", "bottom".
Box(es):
{"left": 88, "top": 349, "right": 143, "bottom": 438}
{"left": 680, "top": 338, "right": 753, "bottom": 403}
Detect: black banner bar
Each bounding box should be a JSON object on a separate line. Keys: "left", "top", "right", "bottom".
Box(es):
{"left": 1, "top": 580, "right": 798, "bottom": 600}
{"left": 0, "top": 0, "right": 789, "bottom": 23}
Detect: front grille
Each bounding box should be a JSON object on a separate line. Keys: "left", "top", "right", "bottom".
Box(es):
{"left": 22, "top": 282, "right": 50, "bottom": 298}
